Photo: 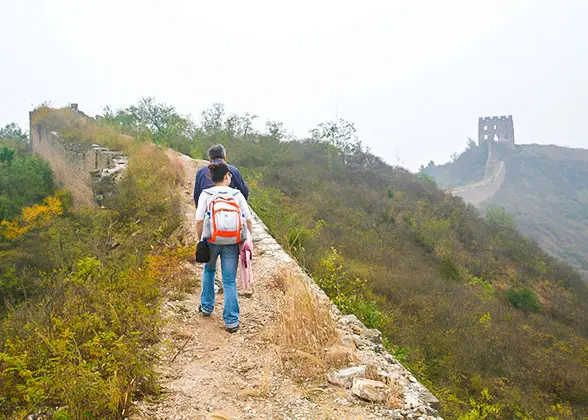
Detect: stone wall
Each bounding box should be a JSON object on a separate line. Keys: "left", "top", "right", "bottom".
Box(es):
{"left": 452, "top": 139, "right": 507, "bottom": 206}
{"left": 452, "top": 160, "right": 506, "bottom": 206}
{"left": 29, "top": 106, "right": 127, "bottom": 207}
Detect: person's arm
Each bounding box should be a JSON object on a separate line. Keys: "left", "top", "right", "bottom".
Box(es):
{"left": 196, "top": 220, "right": 204, "bottom": 240}
{"left": 193, "top": 169, "right": 203, "bottom": 207}
{"left": 231, "top": 167, "right": 250, "bottom": 200}
{"left": 195, "top": 192, "right": 208, "bottom": 240}
{"left": 247, "top": 219, "right": 253, "bottom": 235}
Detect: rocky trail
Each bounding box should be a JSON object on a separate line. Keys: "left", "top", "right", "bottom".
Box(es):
{"left": 131, "top": 152, "right": 442, "bottom": 420}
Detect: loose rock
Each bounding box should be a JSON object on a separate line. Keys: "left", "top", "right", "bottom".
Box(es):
{"left": 327, "top": 365, "right": 366, "bottom": 388}
{"left": 363, "top": 328, "right": 382, "bottom": 344}
{"left": 351, "top": 378, "right": 388, "bottom": 402}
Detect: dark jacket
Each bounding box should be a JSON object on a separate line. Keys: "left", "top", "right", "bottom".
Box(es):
{"left": 193, "top": 159, "right": 250, "bottom": 206}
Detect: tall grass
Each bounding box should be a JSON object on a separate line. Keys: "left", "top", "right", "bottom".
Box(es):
{"left": 273, "top": 267, "right": 343, "bottom": 379}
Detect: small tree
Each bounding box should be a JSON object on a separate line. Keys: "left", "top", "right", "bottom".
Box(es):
{"left": 310, "top": 118, "right": 363, "bottom": 157}
{"left": 0, "top": 123, "right": 27, "bottom": 142}
{"left": 507, "top": 287, "right": 540, "bottom": 313}
{"left": 103, "top": 98, "right": 195, "bottom": 153}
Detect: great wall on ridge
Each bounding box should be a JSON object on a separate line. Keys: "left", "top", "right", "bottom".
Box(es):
{"left": 451, "top": 115, "right": 515, "bottom": 206}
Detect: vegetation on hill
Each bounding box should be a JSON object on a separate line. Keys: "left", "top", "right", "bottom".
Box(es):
{"left": 0, "top": 123, "right": 55, "bottom": 221}
{"left": 104, "top": 99, "right": 588, "bottom": 419}
{"left": 419, "top": 138, "right": 487, "bottom": 188}
{"left": 0, "top": 110, "right": 189, "bottom": 418}
{"left": 2, "top": 102, "right": 587, "bottom": 419}
{"left": 425, "top": 141, "right": 588, "bottom": 278}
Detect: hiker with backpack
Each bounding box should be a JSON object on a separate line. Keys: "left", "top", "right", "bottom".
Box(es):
{"left": 195, "top": 162, "right": 253, "bottom": 333}
{"left": 194, "top": 144, "right": 250, "bottom": 206}
{"left": 194, "top": 144, "right": 250, "bottom": 295}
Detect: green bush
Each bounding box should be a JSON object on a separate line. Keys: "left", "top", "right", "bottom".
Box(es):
{"left": 506, "top": 287, "right": 540, "bottom": 313}
{"left": 0, "top": 153, "right": 55, "bottom": 221}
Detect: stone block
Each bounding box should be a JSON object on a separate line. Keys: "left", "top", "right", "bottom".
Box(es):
{"left": 351, "top": 378, "right": 388, "bottom": 403}
{"left": 327, "top": 365, "right": 366, "bottom": 389}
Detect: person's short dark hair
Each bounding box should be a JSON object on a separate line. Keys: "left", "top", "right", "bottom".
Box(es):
{"left": 207, "top": 144, "right": 226, "bottom": 160}
{"left": 208, "top": 162, "right": 230, "bottom": 183}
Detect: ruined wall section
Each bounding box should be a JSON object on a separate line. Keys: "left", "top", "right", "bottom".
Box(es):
{"left": 452, "top": 116, "right": 514, "bottom": 206}
{"left": 452, "top": 160, "right": 506, "bottom": 206}
{"left": 30, "top": 108, "right": 127, "bottom": 207}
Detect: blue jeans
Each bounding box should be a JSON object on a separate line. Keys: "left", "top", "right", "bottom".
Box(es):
{"left": 200, "top": 243, "right": 240, "bottom": 328}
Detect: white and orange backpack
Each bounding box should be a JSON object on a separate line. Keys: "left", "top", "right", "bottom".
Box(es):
{"left": 201, "top": 189, "right": 248, "bottom": 245}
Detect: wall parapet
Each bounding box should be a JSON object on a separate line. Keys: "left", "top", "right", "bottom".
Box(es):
{"left": 29, "top": 105, "right": 127, "bottom": 207}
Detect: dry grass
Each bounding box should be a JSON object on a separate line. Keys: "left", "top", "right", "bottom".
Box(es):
{"left": 271, "top": 265, "right": 291, "bottom": 294}
{"left": 273, "top": 267, "right": 341, "bottom": 379}
{"left": 209, "top": 413, "right": 231, "bottom": 420}
{"left": 364, "top": 363, "right": 403, "bottom": 409}
{"left": 365, "top": 364, "right": 380, "bottom": 381}
{"left": 386, "top": 383, "right": 404, "bottom": 409}
{"left": 245, "top": 363, "right": 271, "bottom": 398}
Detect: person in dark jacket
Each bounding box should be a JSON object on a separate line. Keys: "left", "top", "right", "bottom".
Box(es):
{"left": 193, "top": 144, "right": 250, "bottom": 207}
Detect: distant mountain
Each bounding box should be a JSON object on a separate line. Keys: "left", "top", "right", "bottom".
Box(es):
{"left": 425, "top": 141, "right": 588, "bottom": 278}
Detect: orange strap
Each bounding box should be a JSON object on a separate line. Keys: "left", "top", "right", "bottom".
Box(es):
{"left": 209, "top": 198, "right": 242, "bottom": 243}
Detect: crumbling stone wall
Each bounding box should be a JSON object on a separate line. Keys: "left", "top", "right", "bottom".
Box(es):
{"left": 29, "top": 106, "right": 127, "bottom": 207}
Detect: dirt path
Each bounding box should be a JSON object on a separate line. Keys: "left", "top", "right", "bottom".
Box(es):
{"left": 132, "top": 152, "right": 441, "bottom": 420}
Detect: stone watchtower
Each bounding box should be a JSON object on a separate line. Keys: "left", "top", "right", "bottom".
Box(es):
{"left": 478, "top": 115, "right": 515, "bottom": 147}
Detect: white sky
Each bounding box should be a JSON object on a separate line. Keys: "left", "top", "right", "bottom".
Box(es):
{"left": 1, "top": 0, "right": 587, "bottom": 170}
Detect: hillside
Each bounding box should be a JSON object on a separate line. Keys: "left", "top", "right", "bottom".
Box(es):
{"left": 1, "top": 106, "right": 440, "bottom": 420}
{"left": 108, "top": 100, "right": 588, "bottom": 418}
{"left": 425, "top": 142, "right": 588, "bottom": 278}
{"left": 1, "top": 102, "right": 588, "bottom": 420}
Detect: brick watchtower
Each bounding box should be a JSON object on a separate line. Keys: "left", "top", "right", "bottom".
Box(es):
{"left": 478, "top": 115, "right": 515, "bottom": 147}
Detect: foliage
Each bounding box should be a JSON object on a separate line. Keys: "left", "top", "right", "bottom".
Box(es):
{"left": 458, "top": 388, "right": 502, "bottom": 419}
{"left": 0, "top": 150, "right": 55, "bottom": 221}
{"left": 506, "top": 287, "right": 540, "bottom": 313}
{"left": 0, "top": 146, "right": 15, "bottom": 163}
{"left": 0, "top": 109, "right": 187, "bottom": 418}
{"left": 0, "top": 191, "right": 66, "bottom": 239}
{"left": 425, "top": 139, "right": 488, "bottom": 188}
{"left": 0, "top": 122, "right": 28, "bottom": 142}
{"left": 416, "top": 171, "right": 437, "bottom": 187}
{"left": 314, "top": 247, "right": 387, "bottom": 330}
{"left": 102, "top": 97, "right": 196, "bottom": 153}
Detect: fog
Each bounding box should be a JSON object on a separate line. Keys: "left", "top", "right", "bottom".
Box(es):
{"left": 1, "top": 0, "right": 586, "bottom": 170}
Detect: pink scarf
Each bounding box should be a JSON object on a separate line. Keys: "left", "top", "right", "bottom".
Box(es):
{"left": 239, "top": 235, "right": 253, "bottom": 290}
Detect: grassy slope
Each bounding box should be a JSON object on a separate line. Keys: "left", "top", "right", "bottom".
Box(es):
{"left": 189, "top": 133, "right": 588, "bottom": 420}
{"left": 426, "top": 143, "right": 588, "bottom": 278}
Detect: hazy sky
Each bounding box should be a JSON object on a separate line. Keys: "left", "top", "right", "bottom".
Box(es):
{"left": 1, "top": 0, "right": 587, "bottom": 170}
